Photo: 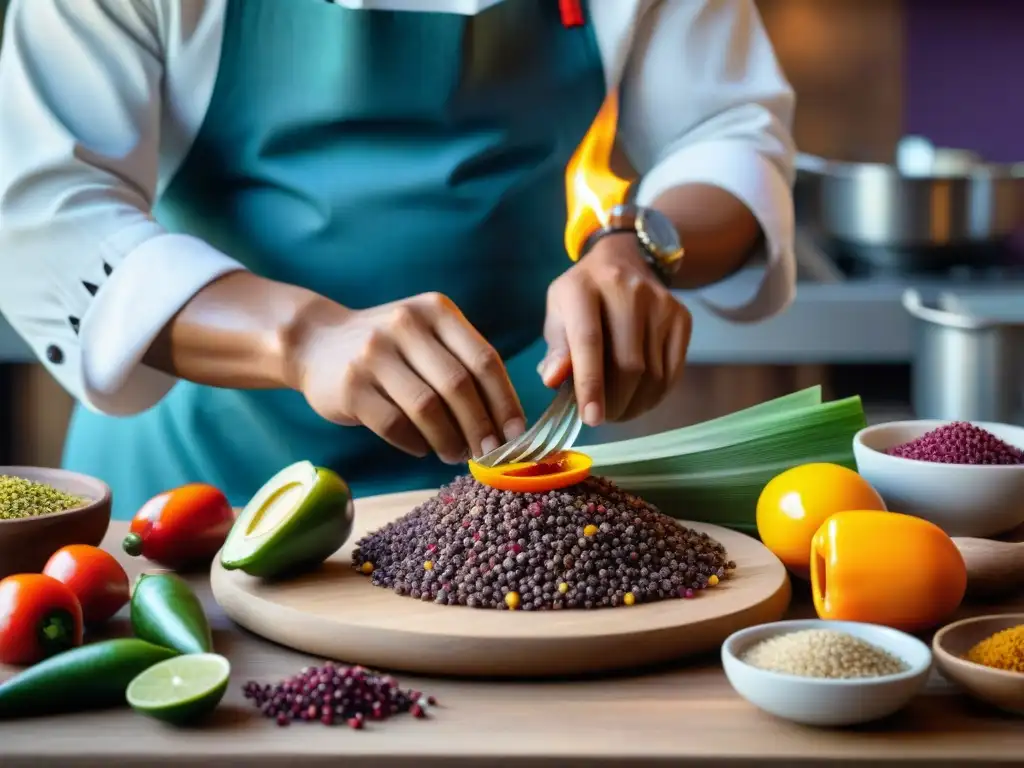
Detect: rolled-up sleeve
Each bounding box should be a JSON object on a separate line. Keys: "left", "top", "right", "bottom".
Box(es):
{"left": 0, "top": 0, "right": 244, "bottom": 416}
{"left": 617, "top": 0, "right": 797, "bottom": 323}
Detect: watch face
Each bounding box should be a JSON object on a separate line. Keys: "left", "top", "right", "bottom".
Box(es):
{"left": 638, "top": 208, "right": 682, "bottom": 259}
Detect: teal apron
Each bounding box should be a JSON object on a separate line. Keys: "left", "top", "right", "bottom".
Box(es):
{"left": 63, "top": 0, "right": 606, "bottom": 519}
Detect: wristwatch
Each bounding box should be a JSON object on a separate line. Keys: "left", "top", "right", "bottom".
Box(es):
{"left": 580, "top": 203, "right": 684, "bottom": 286}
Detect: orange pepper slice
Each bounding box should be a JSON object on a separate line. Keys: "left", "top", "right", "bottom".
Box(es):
{"left": 468, "top": 450, "right": 593, "bottom": 493}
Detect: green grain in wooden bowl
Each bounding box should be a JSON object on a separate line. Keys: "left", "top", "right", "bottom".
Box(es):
{"left": 0, "top": 475, "right": 89, "bottom": 520}
{"left": 0, "top": 467, "right": 112, "bottom": 579}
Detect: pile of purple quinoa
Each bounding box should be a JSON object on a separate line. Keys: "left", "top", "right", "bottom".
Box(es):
{"left": 352, "top": 474, "right": 735, "bottom": 611}
{"left": 885, "top": 421, "right": 1024, "bottom": 465}
{"left": 243, "top": 663, "right": 435, "bottom": 728}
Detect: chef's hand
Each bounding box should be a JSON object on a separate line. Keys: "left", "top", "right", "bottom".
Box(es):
{"left": 291, "top": 292, "right": 526, "bottom": 464}
{"left": 540, "top": 234, "right": 692, "bottom": 425}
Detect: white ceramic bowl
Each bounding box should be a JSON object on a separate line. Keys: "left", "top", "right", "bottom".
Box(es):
{"left": 721, "top": 619, "right": 932, "bottom": 727}
{"left": 853, "top": 420, "right": 1024, "bottom": 538}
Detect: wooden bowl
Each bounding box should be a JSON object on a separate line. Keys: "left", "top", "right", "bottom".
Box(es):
{"left": 0, "top": 467, "right": 112, "bottom": 579}
{"left": 933, "top": 613, "right": 1024, "bottom": 715}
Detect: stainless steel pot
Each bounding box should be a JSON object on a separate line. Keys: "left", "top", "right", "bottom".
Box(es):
{"left": 795, "top": 142, "right": 1024, "bottom": 266}
{"left": 903, "top": 289, "right": 1024, "bottom": 423}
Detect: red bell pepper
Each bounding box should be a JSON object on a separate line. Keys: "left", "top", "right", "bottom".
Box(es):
{"left": 122, "top": 483, "right": 235, "bottom": 570}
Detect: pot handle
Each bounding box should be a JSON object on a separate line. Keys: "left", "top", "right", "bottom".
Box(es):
{"left": 902, "top": 289, "right": 992, "bottom": 331}
{"left": 795, "top": 153, "right": 831, "bottom": 174}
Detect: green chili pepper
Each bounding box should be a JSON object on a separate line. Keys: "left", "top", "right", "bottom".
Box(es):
{"left": 131, "top": 573, "right": 213, "bottom": 655}
{"left": 0, "top": 638, "right": 178, "bottom": 718}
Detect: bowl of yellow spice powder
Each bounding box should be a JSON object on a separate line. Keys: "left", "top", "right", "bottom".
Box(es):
{"left": 0, "top": 467, "right": 111, "bottom": 579}
{"left": 934, "top": 614, "right": 1024, "bottom": 715}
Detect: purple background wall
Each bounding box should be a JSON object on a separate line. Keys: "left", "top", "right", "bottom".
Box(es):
{"left": 904, "top": 0, "right": 1024, "bottom": 162}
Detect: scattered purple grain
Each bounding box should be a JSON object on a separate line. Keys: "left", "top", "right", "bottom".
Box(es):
{"left": 243, "top": 663, "right": 435, "bottom": 728}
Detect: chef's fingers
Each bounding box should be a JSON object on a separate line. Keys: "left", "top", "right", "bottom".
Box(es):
{"left": 548, "top": 280, "right": 602, "bottom": 430}
{"left": 664, "top": 301, "right": 692, "bottom": 389}
{"left": 539, "top": 293, "right": 570, "bottom": 388}
{"left": 547, "top": 278, "right": 605, "bottom": 426}
{"left": 372, "top": 343, "right": 467, "bottom": 465}
{"left": 619, "top": 295, "right": 674, "bottom": 422}
{"left": 602, "top": 279, "right": 648, "bottom": 422}
{"left": 394, "top": 316, "right": 504, "bottom": 459}
{"left": 428, "top": 297, "right": 527, "bottom": 445}
{"left": 341, "top": 371, "right": 430, "bottom": 457}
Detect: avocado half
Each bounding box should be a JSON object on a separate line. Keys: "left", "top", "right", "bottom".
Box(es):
{"left": 220, "top": 460, "right": 354, "bottom": 580}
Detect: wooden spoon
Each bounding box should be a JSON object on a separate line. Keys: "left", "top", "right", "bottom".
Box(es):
{"left": 954, "top": 537, "right": 1024, "bottom": 597}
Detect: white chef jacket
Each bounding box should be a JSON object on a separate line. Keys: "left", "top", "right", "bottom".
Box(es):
{"left": 0, "top": 0, "right": 797, "bottom": 417}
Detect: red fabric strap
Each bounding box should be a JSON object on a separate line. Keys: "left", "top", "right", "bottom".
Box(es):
{"left": 558, "top": 0, "right": 584, "bottom": 27}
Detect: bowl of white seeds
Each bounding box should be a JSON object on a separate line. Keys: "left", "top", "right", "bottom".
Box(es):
{"left": 721, "top": 619, "right": 933, "bottom": 727}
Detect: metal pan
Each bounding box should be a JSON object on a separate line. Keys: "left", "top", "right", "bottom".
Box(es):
{"left": 794, "top": 139, "right": 1024, "bottom": 269}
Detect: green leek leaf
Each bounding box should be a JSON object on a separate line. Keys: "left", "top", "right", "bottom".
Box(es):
{"left": 578, "top": 387, "right": 866, "bottom": 532}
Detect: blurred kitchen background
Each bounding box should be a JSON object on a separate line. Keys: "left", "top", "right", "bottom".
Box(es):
{"left": 2, "top": 0, "right": 1023, "bottom": 466}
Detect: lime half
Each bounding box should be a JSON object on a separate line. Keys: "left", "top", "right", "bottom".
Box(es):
{"left": 126, "top": 653, "right": 231, "bottom": 725}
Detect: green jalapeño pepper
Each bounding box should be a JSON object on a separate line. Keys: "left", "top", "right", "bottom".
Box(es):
{"left": 131, "top": 573, "right": 213, "bottom": 655}
{"left": 0, "top": 638, "right": 178, "bottom": 718}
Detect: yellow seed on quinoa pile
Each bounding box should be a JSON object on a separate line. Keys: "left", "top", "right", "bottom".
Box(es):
{"left": 0, "top": 475, "right": 88, "bottom": 520}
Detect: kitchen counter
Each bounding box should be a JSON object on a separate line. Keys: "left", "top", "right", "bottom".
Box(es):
{"left": 2, "top": 522, "right": 1023, "bottom": 767}
{"left": 0, "top": 267, "right": 988, "bottom": 366}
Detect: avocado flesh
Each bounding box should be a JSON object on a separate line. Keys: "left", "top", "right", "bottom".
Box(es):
{"left": 220, "top": 460, "right": 354, "bottom": 579}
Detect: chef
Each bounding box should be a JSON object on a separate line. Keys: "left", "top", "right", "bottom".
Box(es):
{"left": 0, "top": 0, "right": 796, "bottom": 519}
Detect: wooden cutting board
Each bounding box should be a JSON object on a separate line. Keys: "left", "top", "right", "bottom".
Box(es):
{"left": 211, "top": 489, "right": 792, "bottom": 678}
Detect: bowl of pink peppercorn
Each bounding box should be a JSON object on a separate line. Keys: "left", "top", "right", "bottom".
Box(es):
{"left": 853, "top": 420, "right": 1024, "bottom": 538}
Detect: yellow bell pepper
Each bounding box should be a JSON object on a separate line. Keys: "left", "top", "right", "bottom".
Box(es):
{"left": 811, "top": 510, "right": 967, "bottom": 632}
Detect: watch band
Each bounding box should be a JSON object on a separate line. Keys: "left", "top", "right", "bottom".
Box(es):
{"left": 579, "top": 205, "right": 683, "bottom": 287}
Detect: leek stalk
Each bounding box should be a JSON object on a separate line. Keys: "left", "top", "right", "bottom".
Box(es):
{"left": 578, "top": 386, "right": 867, "bottom": 533}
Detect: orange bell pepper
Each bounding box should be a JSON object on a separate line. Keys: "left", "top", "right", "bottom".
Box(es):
{"left": 468, "top": 450, "right": 592, "bottom": 493}
{"left": 811, "top": 510, "right": 967, "bottom": 632}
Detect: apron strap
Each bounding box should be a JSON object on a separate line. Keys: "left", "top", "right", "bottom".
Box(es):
{"left": 558, "top": 0, "right": 584, "bottom": 27}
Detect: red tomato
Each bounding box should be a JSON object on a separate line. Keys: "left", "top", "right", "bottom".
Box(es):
{"left": 42, "top": 545, "right": 130, "bottom": 625}
{"left": 122, "top": 483, "right": 235, "bottom": 570}
{"left": 0, "top": 574, "right": 84, "bottom": 665}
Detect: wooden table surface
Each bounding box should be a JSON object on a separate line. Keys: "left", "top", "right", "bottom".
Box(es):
{"left": 2, "top": 522, "right": 1024, "bottom": 767}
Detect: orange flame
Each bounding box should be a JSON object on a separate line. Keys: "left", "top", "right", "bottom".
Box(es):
{"left": 564, "top": 91, "right": 634, "bottom": 261}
